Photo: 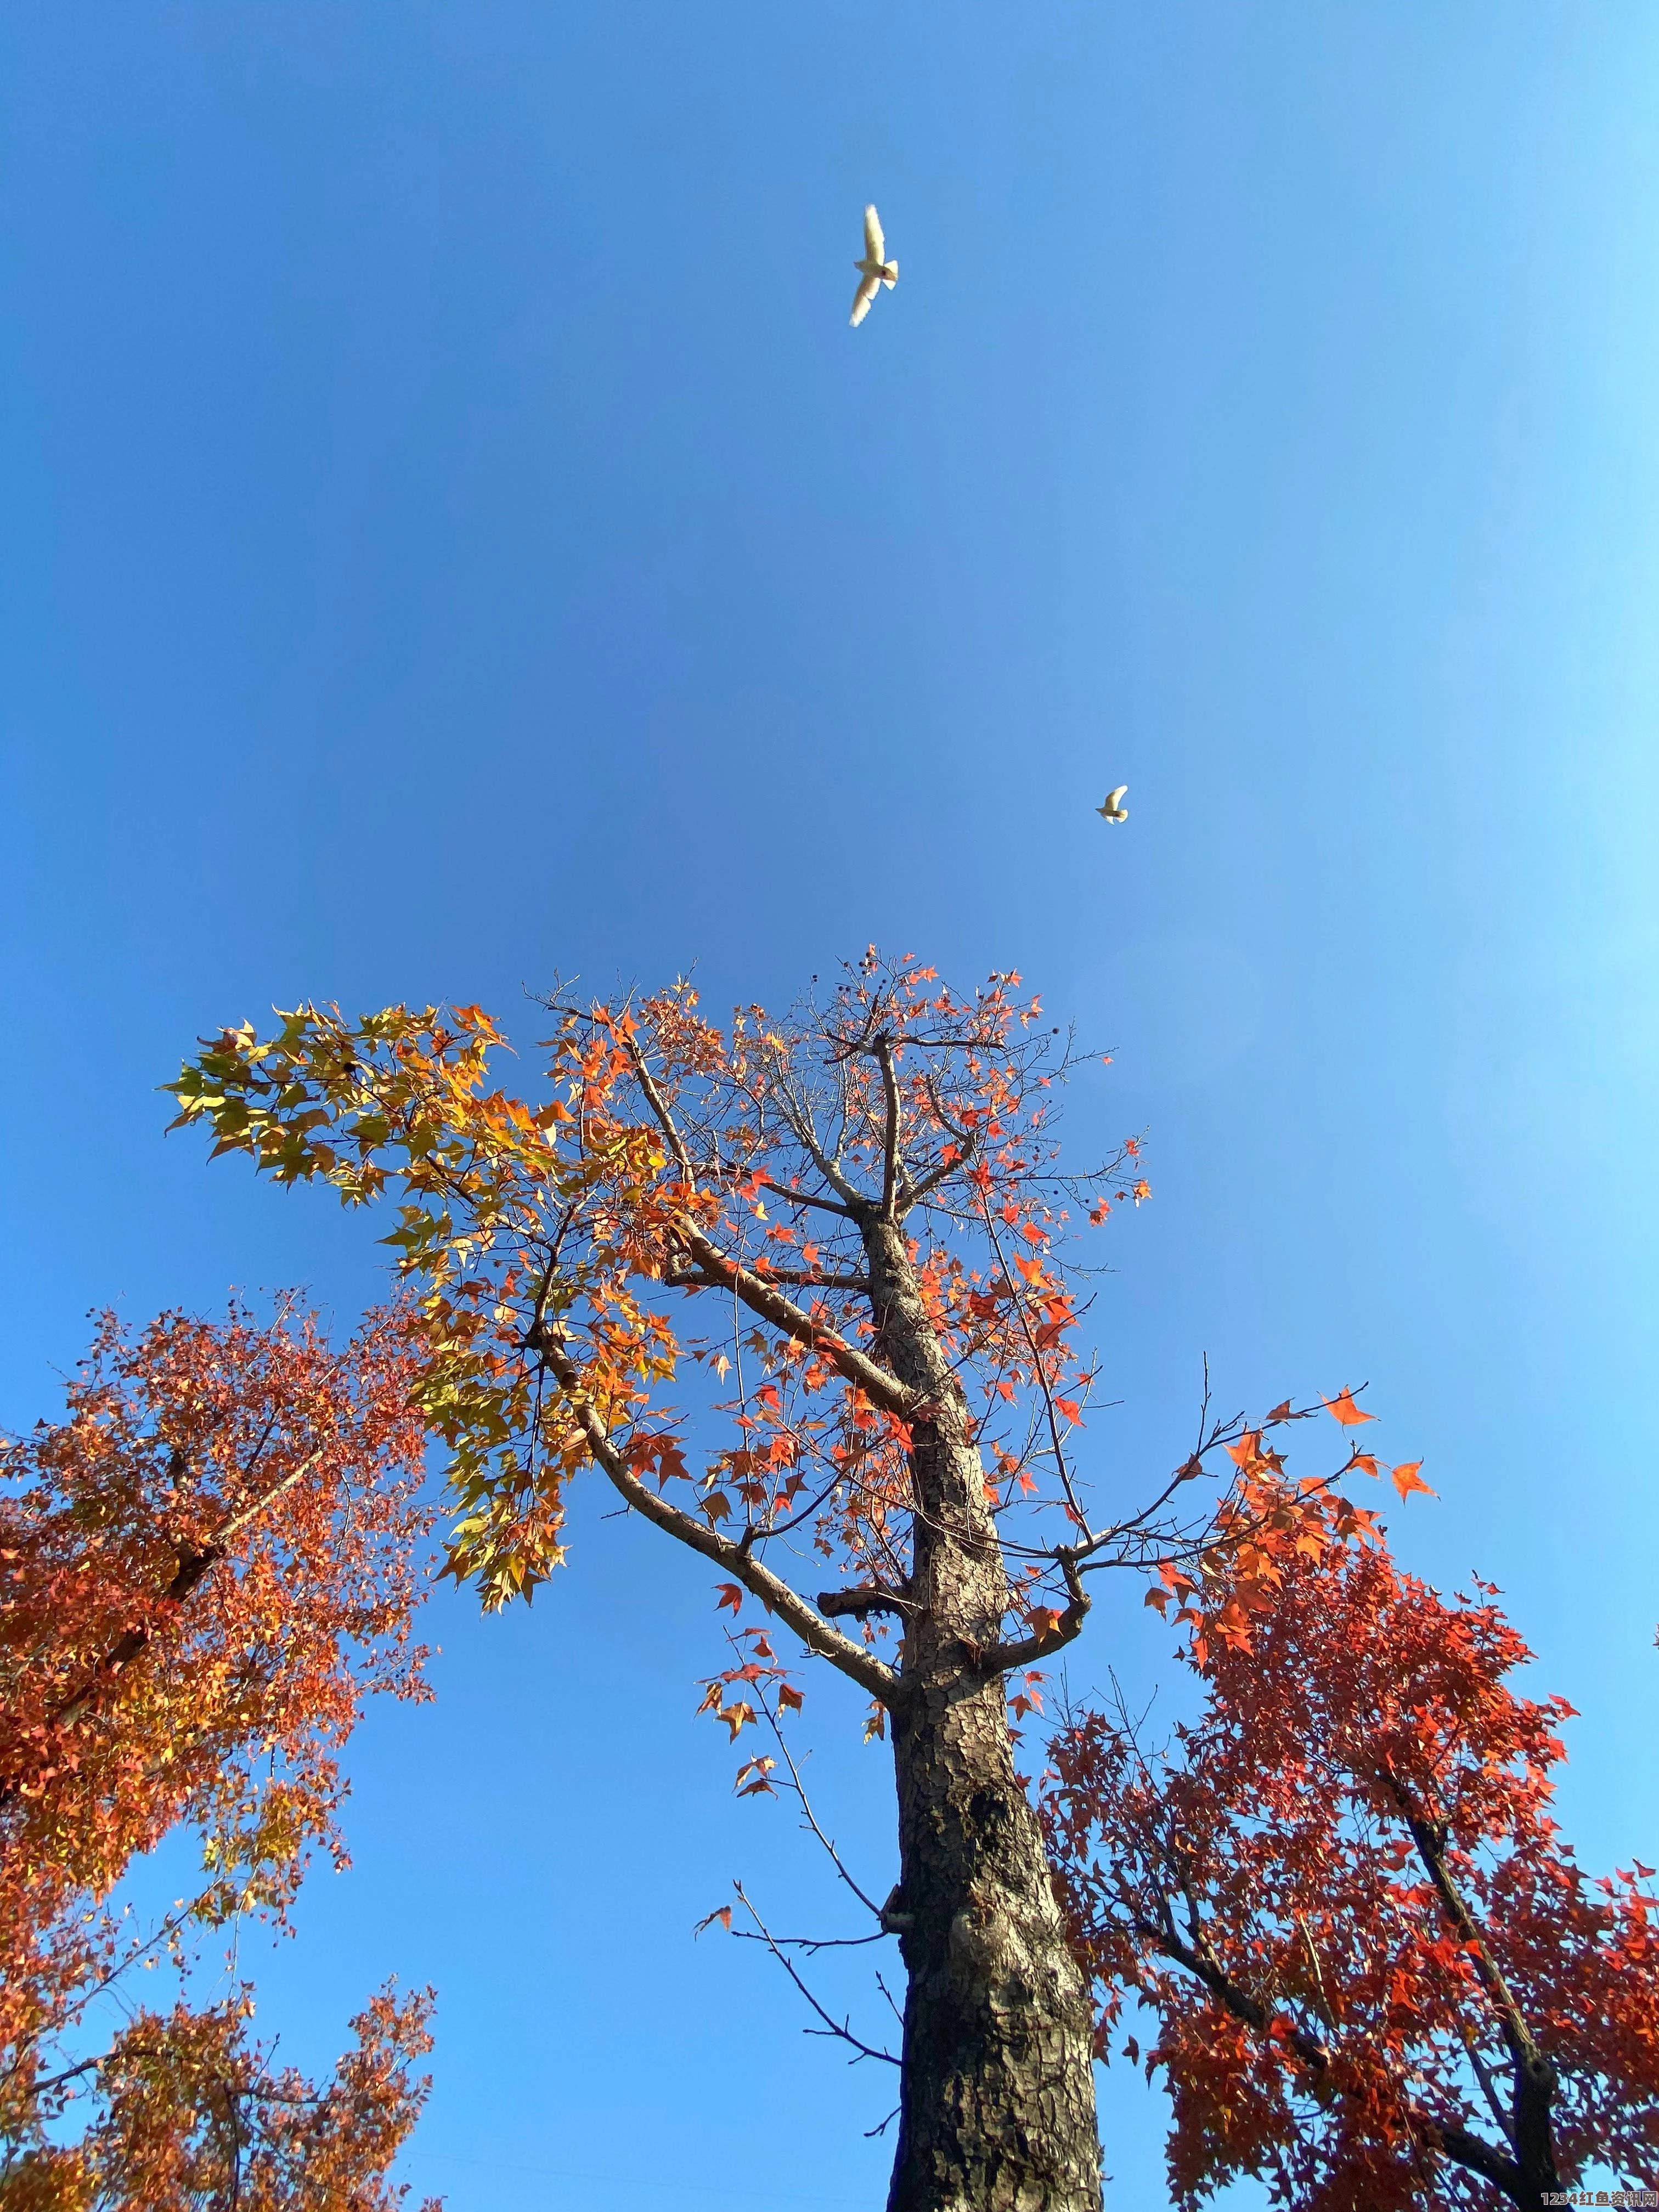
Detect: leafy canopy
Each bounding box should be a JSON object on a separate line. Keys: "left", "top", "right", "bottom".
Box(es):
{"left": 0, "top": 1301, "right": 438, "bottom": 2207}
{"left": 1043, "top": 1536, "right": 1659, "bottom": 2209}
{"left": 170, "top": 953, "right": 1386, "bottom": 1746}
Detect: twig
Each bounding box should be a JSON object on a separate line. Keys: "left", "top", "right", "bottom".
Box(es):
{"left": 732, "top": 1885, "right": 898, "bottom": 2068}
{"left": 975, "top": 1195, "right": 1093, "bottom": 1542}
{"left": 748, "top": 1671, "right": 885, "bottom": 1922}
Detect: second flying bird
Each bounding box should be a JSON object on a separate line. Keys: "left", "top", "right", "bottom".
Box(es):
{"left": 850, "top": 205, "right": 899, "bottom": 328}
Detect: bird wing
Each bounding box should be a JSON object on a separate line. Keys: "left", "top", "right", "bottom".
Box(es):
{"left": 1107, "top": 785, "right": 1128, "bottom": 811}
{"left": 850, "top": 272, "right": 880, "bottom": 326}
{"left": 864, "top": 205, "right": 885, "bottom": 262}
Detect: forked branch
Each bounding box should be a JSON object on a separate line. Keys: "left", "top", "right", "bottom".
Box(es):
{"left": 732, "top": 1883, "right": 898, "bottom": 2068}
{"left": 967, "top": 1554, "right": 1091, "bottom": 1677}
{"left": 672, "top": 1223, "right": 916, "bottom": 1420}
{"left": 537, "top": 1338, "right": 901, "bottom": 1706}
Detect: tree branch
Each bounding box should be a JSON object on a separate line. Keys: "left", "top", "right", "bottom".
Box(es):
{"left": 975, "top": 1195, "right": 1093, "bottom": 1539}
{"left": 896, "top": 1072, "right": 978, "bottom": 1215}
{"left": 1384, "top": 1775, "right": 1540, "bottom": 2077}
{"left": 1132, "top": 1892, "right": 1532, "bottom": 2207}
{"left": 874, "top": 1037, "right": 904, "bottom": 1222}
{"left": 760, "top": 1178, "right": 859, "bottom": 1220}
{"left": 732, "top": 1883, "right": 899, "bottom": 2067}
{"left": 746, "top": 1671, "right": 887, "bottom": 1921}
{"left": 1, "top": 1442, "right": 337, "bottom": 1820}
{"left": 898, "top": 1138, "right": 975, "bottom": 1215}
{"left": 538, "top": 1339, "right": 902, "bottom": 1706}
{"left": 966, "top": 1556, "right": 1091, "bottom": 1677}
{"left": 817, "top": 1582, "right": 915, "bottom": 1621}
{"left": 766, "top": 1073, "right": 866, "bottom": 1210}
{"left": 619, "top": 1032, "right": 695, "bottom": 1183}
{"left": 1428, "top": 2123, "right": 1525, "bottom": 2200}
{"left": 1385, "top": 1771, "right": 1560, "bottom": 2196}
{"left": 664, "top": 1268, "right": 871, "bottom": 1293}
{"left": 1136, "top": 1916, "right": 1333, "bottom": 2076}
{"left": 674, "top": 1223, "right": 916, "bottom": 1421}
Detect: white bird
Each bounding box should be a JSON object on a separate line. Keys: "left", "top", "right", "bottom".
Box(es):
{"left": 1096, "top": 785, "right": 1129, "bottom": 823}
{"left": 850, "top": 205, "right": 899, "bottom": 327}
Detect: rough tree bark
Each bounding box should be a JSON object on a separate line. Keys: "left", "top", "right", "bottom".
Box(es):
{"left": 865, "top": 1221, "right": 1102, "bottom": 2212}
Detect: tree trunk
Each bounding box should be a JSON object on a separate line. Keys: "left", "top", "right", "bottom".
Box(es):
{"left": 864, "top": 1224, "right": 1102, "bottom": 2212}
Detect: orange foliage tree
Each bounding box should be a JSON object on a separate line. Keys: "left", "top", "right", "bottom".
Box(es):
{"left": 0, "top": 1300, "right": 440, "bottom": 2209}
{"left": 1042, "top": 1534, "right": 1659, "bottom": 2212}
{"left": 168, "top": 952, "right": 1384, "bottom": 2211}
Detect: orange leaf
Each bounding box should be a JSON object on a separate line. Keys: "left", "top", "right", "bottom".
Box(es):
{"left": 1391, "top": 1461, "right": 1433, "bottom": 1500}
{"left": 714, "top": 1582, "right": 743, "bottom": 1613}
{"left": 1323, "top": 1388, "right": 1375, "bottom": 1427}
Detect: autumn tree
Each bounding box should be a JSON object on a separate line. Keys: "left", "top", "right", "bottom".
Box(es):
{"left": 1042, "top": 1531, "right": 1659, "bottom": 2211}
{"left": 167, "top": 952, "right": 1379, "bottom": 2212}
{"left": 0, "top": 1299, "right": 440, "bottom": 2209}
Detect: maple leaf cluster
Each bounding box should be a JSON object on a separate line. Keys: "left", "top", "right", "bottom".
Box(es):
{"left": 1042, "top": 1534, "right": 1659, "bottom": 2209}
{"left": 0, "top": 1300, "right": 439, "bottom": 2205}
{"left": 6, "top": 1987, "right": 438, "bottom": 2212}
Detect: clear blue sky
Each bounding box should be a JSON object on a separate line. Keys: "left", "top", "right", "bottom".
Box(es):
{"left": 5, "top": 5, "right": 1658, "bottom": 2205}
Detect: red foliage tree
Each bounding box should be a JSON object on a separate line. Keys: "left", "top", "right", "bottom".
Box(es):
{"left": 167, "top": 953, "right": 1384, "bottom": 2210}
{"left": 1042, "top": 1533, "right": 1659, "bottom": 2212}
{"left": 0, "top": 1299, "right": 439, "bottom": 2208}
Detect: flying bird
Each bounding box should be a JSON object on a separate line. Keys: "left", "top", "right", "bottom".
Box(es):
{"left": 1096, "top": 786, "right": 1130, "bottom": 823}
{"left": 850, "top": 205, "right": 899, "bottom": 327}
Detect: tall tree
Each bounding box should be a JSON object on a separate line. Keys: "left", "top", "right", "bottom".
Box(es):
{"left": 169, "top": 953, "right": 1376, "bottom": 2210}
{"left": 0, "top": 1299, "right": 439, "bottom": 2209}
{"left": 1042, "top": 1532, "right": 1659, "bottom": 2211}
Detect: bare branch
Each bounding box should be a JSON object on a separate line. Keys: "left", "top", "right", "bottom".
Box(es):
{"left": 537, "top": 1336, "right": 901, "bottom": 1706}
{"left": 898, "top": 1071, "right": 979, "bottom": 1215}
{"left": 733, "top": 1884, "right": 899, "bottom": 2068}
{"left": 1385, "top": 1775, "right": 1540, "bottom": 2076}
{"left": 731, "top": 1928, "right": 888, "bottom": 1952}
{"left": 874, "top": 1037, "right": 904, "bottom": 1221}
{"left": 747, "top": 1673, "right": 887, "bottom": 1922}
{"left": 664, "top": 1267, "right": 871, "bottom": 1293}
{"left": 967, "top": 1554, "right": 1091, "bottom": 1677}
{"left": 898, "top": 1138, "right": 975, "bottom": 1215}
{"left": 618, "top": 1031, "right": 695, "bottom": 1183}
{"left": 817, "top": 1583, "right": 915, "bottom": 1622}
{"left": 765, "top": 1071, "right": 866, "bottom": 1209}
{"left": 760, "top": 1178, "right": 859, "bottom": 1220}
{"left": 674, "top": 1223, "right": 917, "bottom": 1421}
{"left": 975, "top": 1196, "right": 1093, "bottom": 1541}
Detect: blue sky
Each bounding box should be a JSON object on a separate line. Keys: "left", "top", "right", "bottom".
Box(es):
{"left": 5, "top": 4, "right": 1659, "bottom": 2204}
